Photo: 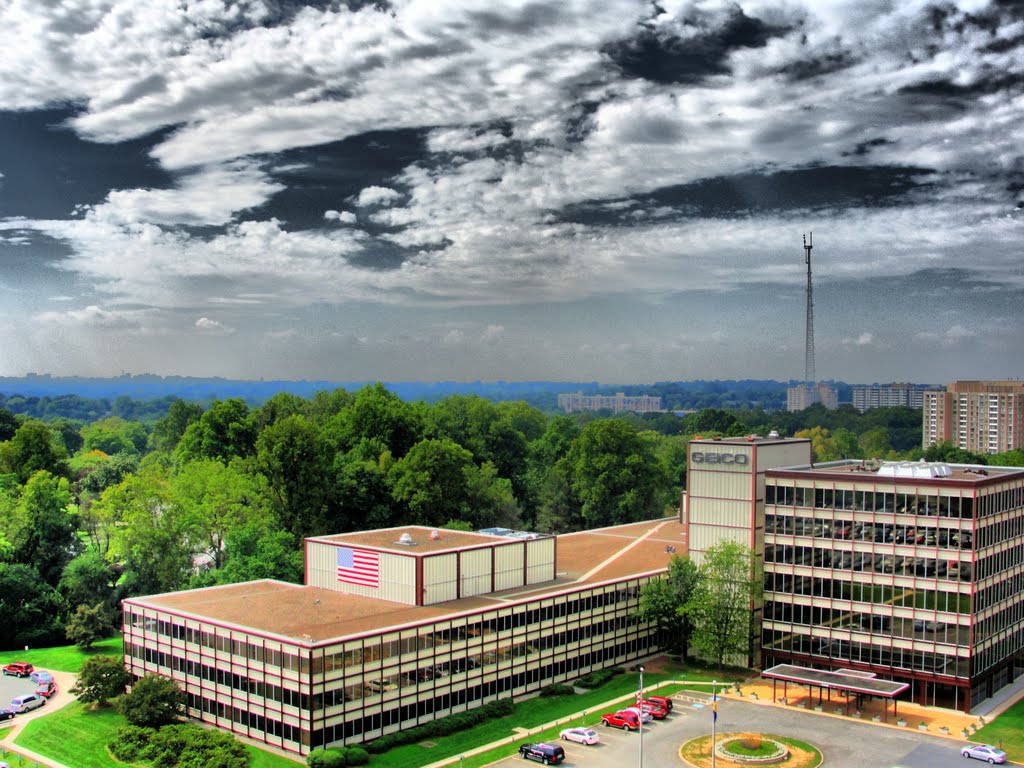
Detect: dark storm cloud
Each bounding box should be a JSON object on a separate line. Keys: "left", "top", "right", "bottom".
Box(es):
{"left": 245, "top": 128, "right": 428, "bottom": 232}
{"left": 555, "top": 165, "right": 933, "bottom": 225}
{"left": 899, "top": 74, "right": 1024, "bottom": 99}
{"left": 0, "top": 109, "right": 173, "bottom": 218}
{"left": 604, "top": 7, "right": 788, "bottom": 84}
{"left": 776, "top": 51, "right": 856, "bottom": 81}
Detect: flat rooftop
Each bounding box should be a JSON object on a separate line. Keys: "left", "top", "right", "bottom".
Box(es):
{"left": 309, "top": 526, "right": 514, "bottom": 555}
{"left": 128, "top": 518, "right": 685, "bottom": 645}
{"left": 768, "top": 459, "right": 1024, "bottom": 484}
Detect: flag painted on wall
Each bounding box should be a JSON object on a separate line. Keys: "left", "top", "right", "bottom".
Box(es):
{"left": 337, "top": 547, "right": 379, "bottom": 588}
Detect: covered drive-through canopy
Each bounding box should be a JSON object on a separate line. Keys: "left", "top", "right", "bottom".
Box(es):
{"left": 762, "top": 663, "right": 910, "bottom": 721}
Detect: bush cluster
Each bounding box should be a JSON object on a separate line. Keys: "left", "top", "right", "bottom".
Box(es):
{"left": 539, "top": 683, "right": 576, "bottom": 697}
{"left": 108, "top": 723, "right": 248, "bottom": 767}
{"left": 574, "top": 667, "right": 623, "bottom": 689}
{"left": 365, "top": 699, "right": 514, "bottom": 754}
{"left": 307, "top": 746, "right": 370, "bottom": 766}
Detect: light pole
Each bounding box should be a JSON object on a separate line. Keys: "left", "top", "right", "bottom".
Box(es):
{"left": 711, "top": 680, "right": 718, "bottom": 768}
{"left": 638, "top": 666, "right": 644, "bottom": 768}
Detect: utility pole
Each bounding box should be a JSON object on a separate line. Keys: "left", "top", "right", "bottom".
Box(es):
{"left": 711, "top": 680, "right": 718, "bottom": 768}
{"left": 803, "top": 233, "right": 815, "bottom": 384}
{"left": 638, "top": 666, "right": 644, "bottom": 768}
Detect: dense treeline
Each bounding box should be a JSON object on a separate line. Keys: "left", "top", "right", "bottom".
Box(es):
{"left": 0, "top": 385, "right": 1017, "bottom": 652}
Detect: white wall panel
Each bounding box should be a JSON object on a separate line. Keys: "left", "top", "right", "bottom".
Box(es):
{"left": 493, "top": 544, "right": 524, "bottom": 591}
{"left": 424, "top": 554, "right": 458, "bottom": 603}
{"left": 459, "top": 548, "right": 491, "bottom": 598}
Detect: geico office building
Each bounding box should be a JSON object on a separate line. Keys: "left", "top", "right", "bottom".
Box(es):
{"left": 684, "top": 436, "right": 1024, "bottom": 713}
{"left": 122, "top": 522, "right": 686, "bottom": 756}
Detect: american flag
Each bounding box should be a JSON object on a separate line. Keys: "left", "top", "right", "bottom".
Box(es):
{"left": 337, "top": 547, "right": 379, "bottom": 588}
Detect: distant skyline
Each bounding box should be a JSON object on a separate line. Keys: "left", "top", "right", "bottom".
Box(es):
{"left": 1, "top": 1, "right": 1022, "bottom": 384}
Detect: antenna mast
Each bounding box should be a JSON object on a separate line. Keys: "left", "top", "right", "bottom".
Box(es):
{"left": 803, "top": 233, "right": 815, "bottom": 384}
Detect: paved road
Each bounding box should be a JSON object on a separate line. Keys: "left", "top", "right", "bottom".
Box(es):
{"left": 499, "top": 699, "right": 995, "bottom": 768}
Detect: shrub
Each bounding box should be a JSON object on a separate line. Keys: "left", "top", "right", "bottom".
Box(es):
{"left": 109, "top": 725, "right": 156, "bottom": 762}
{"left": 574, "top": 667, "right": 623, "bottom": 689}
{"left": 120, "top": 673, "right": 186, "bottom": 727}
{"left": 345, "top": 747, "right": 370, "bottom": 766}
{"left": 308, "top": 747, "right": 348, "bottom": 768}
{"left": 366, "top": 697, "right": 515, "bottom": 754}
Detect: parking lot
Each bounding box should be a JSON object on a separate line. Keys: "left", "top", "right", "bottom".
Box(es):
{"left": 0, "top": 670, "right": 39, "bottom": 712}
{"left": 496, "top": 697, "right": 994, "bottom": 768}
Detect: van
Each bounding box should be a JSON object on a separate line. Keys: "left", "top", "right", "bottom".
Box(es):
{"left": 10, "top": 694, "right": 45, "bottom": 714}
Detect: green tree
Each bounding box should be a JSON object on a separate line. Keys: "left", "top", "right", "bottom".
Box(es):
{"left": 190, "top": 524, "right": 303, "bottom": 587}
{"left": 2, "top": 420, "right": 69, "bottom": 482}
{"left": 120, "top": 673, "right": 186, "bottom": 727}
{"left": 71, "top": 654, "right": 131, "bottom": 705}
{"left": 256, "top": 415, "right": 332, "bottom": 539}
{"left": 565, "top": 419, "right": 667, "bottom": 528}
{"left": 59, "top": 550, "right": 119, "bottom": 611}
{"left": 66, "top": 602, "right": 114, "bottom": 648}
{"left": 150, "top": 399, "right": 203, "bottom": 453}
{"left": 636, "top": 555, "right": 700, "bottom": 656}
{"left": 388, "top": 438, "right": 476, "bottom": 527}
{"left": 0, "top": 409, "right": 19, "bottom": 442}
{"left": 81, "top": 417, "right": 148, "bottom": 456}
{"left": 689, "top": 541, "right": 761, "bottom": 670}
{"left": 0, "top": 562, "right": 66, "bottom": 650}
{"left": 172, "top": 459, "right": 272, "bottom": 568}
{"left": 10, "top": 470, "right": 79, "bottom": 585}
{"left": 331, "top": 383, "right": 425, "bottom": 458}
{"left": 176, "top": 399, "right": 255, "bottom": 463}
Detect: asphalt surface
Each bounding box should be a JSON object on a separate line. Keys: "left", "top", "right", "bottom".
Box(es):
{"left": 498, "top": 698, "right": 1001, "bottom": 768}
{"left": 0, "top": 671, "right": 38, "bottom": 714}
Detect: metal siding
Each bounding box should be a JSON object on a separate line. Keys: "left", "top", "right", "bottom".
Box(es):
{"left": 525, "top": 537, "right": 555, "bottom": 584}
{"left": 494, "top": 544, "right": 524, "bottom": 591}
{"left": 459, "top": 548, "right": 491, "bottom": 598}
{"left": 376, "top": 553, "right": 416, "bottom": 604}
{"left": 423, "top": 553, "right": 458, "bottom": 604}
{"left": 306, "top": 541, "right": 338, "bottom": 591}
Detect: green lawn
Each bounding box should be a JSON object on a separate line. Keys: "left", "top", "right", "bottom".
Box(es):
{"left": 973, "top": 698, "right": 1024, "bottom": 762}
{"left": 372, "top": 664, "right": 740, "bottom": 768}
{"left": 0, "top": 636, "right": 122, "bottom": 674}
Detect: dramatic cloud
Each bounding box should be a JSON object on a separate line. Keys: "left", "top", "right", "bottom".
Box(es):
{"left": 0, "top": 0, "right": 1021, "bottom": 382}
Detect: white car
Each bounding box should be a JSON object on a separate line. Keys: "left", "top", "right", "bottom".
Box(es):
{"left": 961, "top": 744, "right": 1007, "bottom": 764}
{"left": 559, "top": 727, "right": 600, "bottom": 745}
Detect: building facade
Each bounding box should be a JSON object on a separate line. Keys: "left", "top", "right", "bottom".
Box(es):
{"left": 683, "top": 436, "right": 1024, "bottom": 713}
{"left": 853, "top": 383, "right": 928, "bottom": 412}
{"left": 786, "top": 383, "right": 838, "bottom": 412}
{"left": 557, "top": 391, "right": 662, "bottom": 414}
{"left": 122, "top": 523, "right": 682, "bottom": 756}
{"left": 923, "top": 380, "right": 1024, "bottom": 454}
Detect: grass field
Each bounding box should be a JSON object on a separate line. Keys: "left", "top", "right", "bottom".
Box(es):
{"left": 0, "top": 636, "right": 122, "bottom": 674}
{"left": 973, "top": 698, "right": 1024, "bottom": 762}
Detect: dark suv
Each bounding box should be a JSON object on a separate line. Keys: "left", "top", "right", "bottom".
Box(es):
{"left": 519, "top": 743, "right": 565, "bottom": 765}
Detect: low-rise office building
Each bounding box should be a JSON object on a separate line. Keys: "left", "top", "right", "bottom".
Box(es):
{"left": 122, "top": 522, "right": 685, "bottom": 756}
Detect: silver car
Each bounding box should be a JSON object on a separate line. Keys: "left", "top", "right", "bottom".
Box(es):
{"left": 29, "top": 670, "right": 53, "bottom": 684}
{"left": 960, "top": 744, "right": 1007, "bottom": 764}
{"left": 10, "top": 694, "right": 45, "bottom": 714}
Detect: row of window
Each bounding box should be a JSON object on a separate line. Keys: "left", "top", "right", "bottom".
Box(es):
{"left": 766, "top": 515, "right": 972, "bottom": 549}
{"left": 762, "top": 631, "right": 970, "bottom": 678}
{"left": 976, "top": 571, "right": 1024, "bottom": 612}
{"left": 765, "top": 544, "right": 971, "bottom": 580}
{"left": 765, "top": 487, "right": 976, "bottom": 518}
{"left": 762, "top": 603, "right": 968, "bottom": 646}
{"left": 975, "top": 515, "right": 1024, "bottom": 549}
{"left": 310, "top": 637, "right": 654, "bottom": 749}
{"left": 185, "top": 692, "right": 303, "bottom": 744}
{"left": 764, "top": 572, "right": 970, "bottom": 614}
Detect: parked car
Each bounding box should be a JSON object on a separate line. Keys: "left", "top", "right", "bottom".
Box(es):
{"left": 10, "top": 694, "right": 45, "bottom": 714}
{"left": 35, "top": 680, "right": 57, "bottom": 699}
{"left": 622, "top": 705, "right": 653, "bottom": 724}
{"left": 646, "top": 694, "right": 673, "bottom": 711}
{"left": 29, "top": 670, "right": 53, "bottom": 685}
{"left": 960, "top": 744, "right": 1007, "bottom": 764}
{"left": 559, "top": 727, "right": 599, "bottom": 745}
{"left": 640, "top": 699, "right": 669, "bottom": 719}
{"left": 0, "top": 708, "right": 15, "bottom": 721}
{"left": 518, "top": 742, "right": 565, "bottom": 764}
{"left": 2, "top": 662, "right": 33, "bottom": 678}
{"left": 601, "top": 710, "right": 641, "bottom": 731}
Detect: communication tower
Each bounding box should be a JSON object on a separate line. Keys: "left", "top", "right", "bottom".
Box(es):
{"left": 803, "top": 233, "right": 815, "bottom": 384}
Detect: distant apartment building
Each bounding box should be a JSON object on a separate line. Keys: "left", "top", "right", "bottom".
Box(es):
{"left": 853, "top": 383, "right": 928, "bottom": 412}
{"left": 786, "top": 382, "right": 838, "bottom": 412}
{"left": 557, "top": 391, "right": 662, "bottom": 414}
{"left": 923, "top": 381, "right": 1024, "bottom": 454}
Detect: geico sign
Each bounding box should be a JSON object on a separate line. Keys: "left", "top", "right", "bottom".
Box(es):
{"left": 691, "top": 452, "right": 749, "bottom": 465}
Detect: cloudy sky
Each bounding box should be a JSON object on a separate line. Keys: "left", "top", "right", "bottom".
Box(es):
{"left": 1, "top": 0, "right": 1022, "bottom": 384}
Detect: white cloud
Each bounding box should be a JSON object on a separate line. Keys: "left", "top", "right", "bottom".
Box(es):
{"left": 325, "top": 210, "right": 358, "bottom": 224}
{"left": 355, "top": 186, "right": 402, "bottom": 207}
{"left": 195, "top": 316, "right": 234, "bottom": 334}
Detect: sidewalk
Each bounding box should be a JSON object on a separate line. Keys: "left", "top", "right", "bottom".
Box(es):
{"left": 0, "top": 669, "right": 78, "bottom": 768}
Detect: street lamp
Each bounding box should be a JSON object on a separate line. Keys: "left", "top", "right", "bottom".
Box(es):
{"left": 638, "top": 666, "right": 645, "bottom": 768}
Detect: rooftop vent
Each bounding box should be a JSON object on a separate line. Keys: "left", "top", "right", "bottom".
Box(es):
{"left": 768, "top": 430, "right": 780, "bottom": 439}
{"left": 397, "top": 532, "right": 417, "bottom": 546}
{"left": 429, "top": 529, "right": 441, "bottom": 540}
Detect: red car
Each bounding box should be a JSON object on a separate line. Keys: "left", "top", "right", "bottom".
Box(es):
{"left": 2, "top": 662, "right": 33, "bottom": 678}
{"left": 640, "top": 699, "right": 669, "bottom": 719}
{"left": 601, "top": 710, "right": 641, "bottom": 731}
{"left": 35, "top": 680, "right": 57, "bottom": 699}
{"left": 646, "top": 694, "right": 673, "bottom": 712}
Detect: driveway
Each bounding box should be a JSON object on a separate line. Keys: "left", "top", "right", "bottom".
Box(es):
{"left": 492, "top": 698, "right": 1000, "bottom": 768}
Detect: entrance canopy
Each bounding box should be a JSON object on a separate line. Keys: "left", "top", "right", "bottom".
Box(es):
{"left": 763, "top": 663, "right": 909, "bottom": 698}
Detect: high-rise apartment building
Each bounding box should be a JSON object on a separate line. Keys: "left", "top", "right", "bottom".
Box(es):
{"left": 853, "top": 383, "right": 928, "bottom": 412}
{"left": 923, "top": 381, "right": 1024, "bottom": 454}
{"left": 786, "top": 382, "right": 838, "bottom": 412}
